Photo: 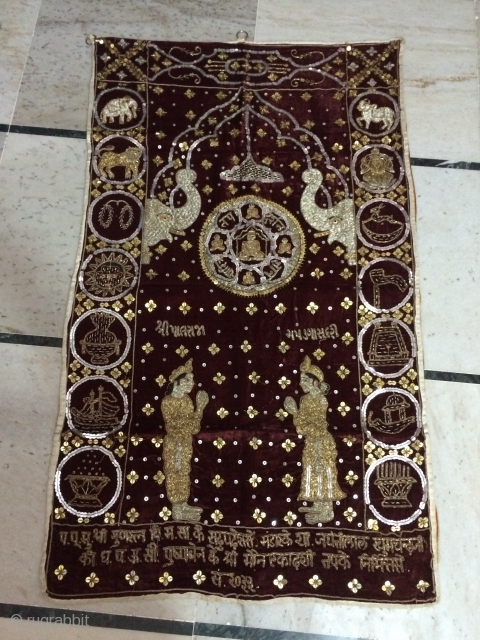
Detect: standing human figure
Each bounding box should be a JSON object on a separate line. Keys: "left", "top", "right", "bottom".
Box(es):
{"left": 161, "top": 359, "right": 209, "bottom": 521}
{"left": 284, "top": 355, "right": 346, "bottom": 523}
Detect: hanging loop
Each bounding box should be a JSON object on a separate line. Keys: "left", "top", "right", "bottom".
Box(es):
{"left": 236, "top": 30, "right": 249, "bottom": 42}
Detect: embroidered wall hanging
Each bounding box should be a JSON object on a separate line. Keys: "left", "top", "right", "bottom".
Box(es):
{"left": 45, "top": 37, "right": 436, "bottom": 604}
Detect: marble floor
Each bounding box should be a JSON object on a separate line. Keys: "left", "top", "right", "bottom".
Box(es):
{"left": 0, "top": 0, "right": 479, "bottom": 638}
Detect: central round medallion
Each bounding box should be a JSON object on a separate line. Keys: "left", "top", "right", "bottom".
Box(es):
{"left": 200, "top": 196, "right": 305, "bottom": 296}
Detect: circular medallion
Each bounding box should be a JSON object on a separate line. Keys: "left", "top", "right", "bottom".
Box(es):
{"left": 70, "top": 308, "right": 131, "bottom": 370}
{"left": 361, "top": 388, "right": 421, "bottom": 450}
{"left": 66, "top": 376, "right": 128, "bottom": 438}
{"left": 359, "top": 258, "right": 413, "bottom": 313}
{"left": 79, "top": 249, "right": 138, "bottom": 302}
{"left": 364, "top": 455, "right": 427, "bottom": 526}
{"left": 88, "top": 191, "right": 143, "bottom": 243}
{"left": 358, "top": 318, "right": 416, "bottom": 379}
{"left": 93, "top": 135, "right": 146, "bottom": 185}
{"left": 200, "top": 196, "right": 305, "bottom": 296}
{"left": 55, "top": 446, "right": 122, "bottom": 518}
{"left": 348, "top": 91, "right": 400, "bottom": 137}
{"left": 94, "top": 88, "right": 146, "bottom": 131}
{"left": 352, "top": 144, "right": 404, "bottom": 194}
{"left": 356, "top": 198, "right": 409, "bottom": 250}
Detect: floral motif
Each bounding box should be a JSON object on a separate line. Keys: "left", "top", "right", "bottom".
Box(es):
{"left": 344, "top": 507, "right": 357, "bottom": 522}
{"left": 417, "top": 580, "right": 430, "bottom": 593}
{"left": 126, "top": 570, "right": 139, "bottom": 586}
{"left": 158, "top": 572, "right": 173, "bottom": 586}
{"left": 309, "top": 575, "right": 322, "bottom": 588}
{"left": 306, "top": 301, "right": 319, "bottom": 314}
{"left": 151, "top": 437, "right": 163, "bottom": 448}
{"left": 104, "top": 512, "right": 116, "bottom": 524}
{"left": 54, "top": 565, "right": 67, "bottom": 580}
{"left": 217, "top": 408, "right": 229, "bottom": 419}
{"left": 211, "top": 509, "right": 223, "bottom": 523}
{"left": 126, "top": 508, "right": 139, "bottom": 523}
{"left": 246, "top": 406, "right": 258, "bottom": 418}
{"left": 312, "top": 348, "right": 325, "bottom": 360}
{"left": 253, "top": 508, "right": 266, "bottom": 523}
{"left": 337, "top": 402, "right": 350, "bottom": 416}
{"left": 193, "top": 570, "right": 206, "bottom": 585}
{"left": 126, "top": 470, "right": 139, "bottom": 484}
{"left": 282, "top": 473, "right": 294, "bottom": 487}
{"left": 54, "top": 507, "right": 66, "bottom": 520}
{"left": 367, "top": 519, "right": 379, "bottom": 531}
{"left": 212, "top": 474, "right": 224, "bottom": 488}
{"left": 273, "top": 575, "right": 288, "bottom": 589}
{"left": 283, "top": 511, "right": 297, "bottom": 525}
{"left": 176, "top": 345, "right": 189, "bottom": 357}
{"left": 246, "top": 303, "right": 258, "bottom": 315}
{"left": 248, "top": 371, "right": 260, "bottom": 383}
{"left": 153, "top": 470, "right": 165, "bottom": 485}
{"left": 213, "top": 302, "right": 226, "bottom": 314}
{"left": 275, "top": 303, "right": 287, "bottom": 314}
{"left": 179, "top": 301, "right": 191, "bottom": 315}
{"left": 278, "top": 376, "right": 291, "bottom": 389}
{"left": 348, "top": 578, "right": 362, "bottom": 593}
{"left": 86, "top": 572, "right": 100, "bottom": 588}
{"left": 142, "top": 403, "right": 154, "bottom": 416}
{"left": 249, "top": 474, "right": 262, "bottom": 488}
{"left": 240, "top": 340, "right": 252, "bottom": 353}
{"left": 418, "top": 517, "right": 429, "bottom": 529}
{"left": 278, "top": 341, "right": 290, "bottom": 353}
{"left": 249, "top": 437, "right": 262, "bottom": 449}
{"left": 341, "top": 332, "right": 354, "bottom": 345}
{"left": 159, "top": 506, "right": 171, "bottom": 521}
{"left": 282, "top": 439, "right": 296, "bottom": 452}
{"left": 311, "top": 267, "right": 324, "bottom": 279}
{"left": 155, "top": 374, "right": 166, "bottom": 386}
{"left": 213, "top": 372, "right": 226, "bottom": 384}
{"left": 142, "top": 342, "right": 154, "bottom": 354}
{"left": 145, "top": 300, "right": 157, "bottom": 312}
{"left": 382, "top": 581, "right": 395, "bottom": 596}
{"left": 276, "top": 408, "right": 288, "bottom": 420}
{"left": 208, "top": 343, "right": 220, "bottom": 355}
{"left": 337, "top": 365, "right": 350, "bottom": 379}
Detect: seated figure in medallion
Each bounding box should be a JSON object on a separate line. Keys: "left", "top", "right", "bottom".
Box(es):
{"left": 238, "top": 228, "right": 265, "bottom": 261}
{"left": 161, "top": 358, "right": 209, "bottom": 521}
{"left": 284, "top": 355, "right": 346, "bottom": 524}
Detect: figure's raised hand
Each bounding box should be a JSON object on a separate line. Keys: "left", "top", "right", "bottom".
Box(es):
{"left": 196, "top": 390, "right": 209, "bottom": 410}
{"left": 284, "top": 396, "right": 297, "bottom": 415}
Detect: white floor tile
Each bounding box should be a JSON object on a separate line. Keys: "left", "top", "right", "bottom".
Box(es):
{"left": 0, "top": 0, "right": 42, "bottom": 124}
{"left": 12, "top": 0, "right": 258, "bottom": 131}
{"left": 0, "top": 133, "right": 85, "bottom": 337}
{"left": 255, "top": 0, "right": 480, "bottom": 162}
{"left": 414, "top": 165, "right": 480, "bottom": 374}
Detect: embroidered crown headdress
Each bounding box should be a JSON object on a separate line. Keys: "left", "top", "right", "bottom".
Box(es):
{"left": 169, "top": 358, "right": 193, "bottom": 382}
{"left": 300, "top": 355, "right": 324, "bottom": 382}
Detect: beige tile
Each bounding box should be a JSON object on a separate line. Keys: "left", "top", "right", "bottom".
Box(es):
{"left": 12, "top": 0, "right": 258, "bottom": 131}
{"left": 255, "top": 0, "right": 480, "bottom": 162}
{"left": 0, "top": 617, "right": 191, "bottom": 640}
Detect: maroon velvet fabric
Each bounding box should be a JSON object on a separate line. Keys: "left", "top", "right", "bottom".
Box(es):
{"left": 45, "top": 37, "right": 435, "bottom": 603}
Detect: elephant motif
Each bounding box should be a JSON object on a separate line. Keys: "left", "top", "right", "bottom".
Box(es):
{"left": 141, "top": 169, "right": 201, "bottom": 263}
{"left": 300, "top": 169, "right": 356, "bottom": 265}
{"left": 100, "top": 96, "right": 139, "bottom": 125}
{"left": 97, "top": 146, "right": 143, "bottom": 180}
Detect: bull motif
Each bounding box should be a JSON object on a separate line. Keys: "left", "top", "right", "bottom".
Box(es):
{"left": 356, "top": 99, "right": 395, "bottom": 131}
{"left": 97, "top": 146, "right": 143, "bottom": 180}
{"left": 100, "top": 96, "right": 138, "bottom": 125}
{"left": 300, "top": 169, "right": 356, "bottom": 265}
